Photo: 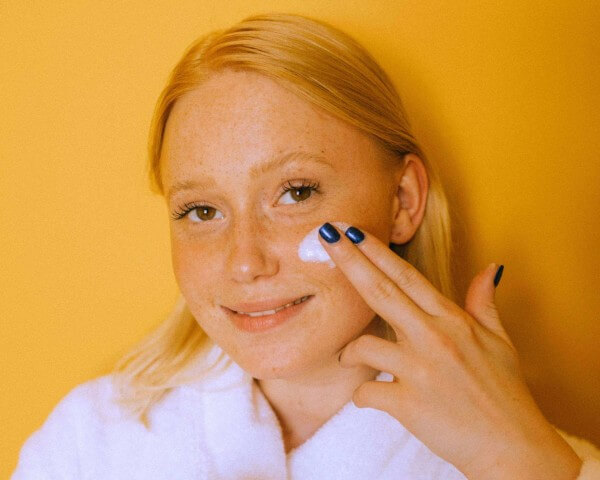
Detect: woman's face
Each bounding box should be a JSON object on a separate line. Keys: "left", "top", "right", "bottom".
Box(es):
{"left": 161, "top": 68, "right": 401, "bottom": 380}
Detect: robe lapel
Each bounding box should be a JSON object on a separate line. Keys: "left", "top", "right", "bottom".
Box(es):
{"left": 188, "top": 343, "right": 465, "bottom": 480}
{"left": 286, "top": 371, "right": 414, "bottom": 479}
{"left": 191, "top": 343, "right": 287, "bottom": 480}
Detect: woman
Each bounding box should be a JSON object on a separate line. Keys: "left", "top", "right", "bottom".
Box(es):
{"left": 12, "top": 12, "right": 600, "bottom": 480}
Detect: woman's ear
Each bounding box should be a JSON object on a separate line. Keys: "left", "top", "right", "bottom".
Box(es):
{"left": 389, "top": 153, "right": 429, "bottom": 244}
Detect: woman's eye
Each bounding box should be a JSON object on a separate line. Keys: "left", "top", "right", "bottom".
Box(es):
{"left": 188, "top": 206, "right": 224, "bottom": 222}
{"left": 171, "top": 203, "right": 224, "bottom": 222}
{"left": 171, "top": 181, "right": 320, "bottom": 222}
{"left": 278, "top": 181, "right": 320, "bottom": 205}
{"left": 278, "top": 186, "right": 312, "bottom": 205}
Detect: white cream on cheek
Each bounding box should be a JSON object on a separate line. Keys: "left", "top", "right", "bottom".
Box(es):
{"left": 297, "top": 221, "right": 352, "bottom": 268}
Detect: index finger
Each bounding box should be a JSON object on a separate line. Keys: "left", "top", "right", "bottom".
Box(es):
{"left": 340, "top": 224, "right": 454, "bottom": 317}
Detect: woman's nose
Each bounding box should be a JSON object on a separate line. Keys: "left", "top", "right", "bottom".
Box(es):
{"left": 226, "top": 219, "right": 279, "bottom": 283}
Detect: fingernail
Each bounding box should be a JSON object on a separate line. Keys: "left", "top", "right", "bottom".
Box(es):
{"left": 319, "top": 222, "right": 340, "bottom": 243}
{"left": 345, "top": 226, "right": 364, "bottom": 244}
{"left": 493, "top": 264, "right": 504, "bottom": 287}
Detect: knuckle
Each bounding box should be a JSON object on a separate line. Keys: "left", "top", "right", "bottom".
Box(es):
{"left": 354, "top": 334, "right": 377, "bottom": 351}
{"left": 371, "top": 276, "right": 398, "bottom": 302}
{"left": 394, "top": 263, "right": 419, "bottom": 289}
{"left": 482, "top": 301, "right": 499, "bottom": 320}
{"left": 344, "top": 335, "right": 375, "bottom": 363}
{"left": 449, "top": 313, "right": 479, "bottom": 342}
{"left": 430, "top": 328, "right": 466, "bottom": 363}
{"left": 438, "top": 296, "right": 461, "bottom": 315}
{"left": 418, "top": 317, "right": 439, "bottom": 339}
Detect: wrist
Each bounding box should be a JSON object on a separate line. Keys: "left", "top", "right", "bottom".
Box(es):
{"left": 464, "top": 426, "right": 583, "bottom": 480}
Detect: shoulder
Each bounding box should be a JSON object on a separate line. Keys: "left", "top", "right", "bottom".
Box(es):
{"left": 55, "top": 373, "right": 118, "bottom": 411}
{"left": 40, "top": 373, "right": 126, "bottom": 427}
{"left": 12, "top": 374, "right": 133, "bottom": 479}
{"left": 12, "top": 374, "right": 209, "bottom": 479}
{"left": 30, "top": 373, "right": 120, "bottom": 432}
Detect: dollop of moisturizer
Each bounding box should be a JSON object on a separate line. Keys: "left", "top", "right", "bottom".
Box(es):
{"left": 298, "top": 221, "right": 352, "bottom": 268}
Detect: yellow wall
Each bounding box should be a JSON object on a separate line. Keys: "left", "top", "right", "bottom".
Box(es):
{"left": 2, "top": 1, "right": 599, "bottom": 475}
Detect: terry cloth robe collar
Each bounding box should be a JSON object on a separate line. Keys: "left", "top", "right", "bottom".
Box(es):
{"left": 184, "top": 342, "right": 468, "bottom": 480}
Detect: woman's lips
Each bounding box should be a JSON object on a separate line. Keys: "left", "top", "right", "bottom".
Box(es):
{"left": 223, "top": 295, "right": 313, "bottom": 333}
{"left": 226, "top": 294, "right": 311, "bottom": 314}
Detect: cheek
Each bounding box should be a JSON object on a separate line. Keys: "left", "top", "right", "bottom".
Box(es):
{"left": 170, "top": 235, "right": 218, "bottom": 301}
{"left": 328, "top": 273, "right": 376, "bottom": 328}
{"left": 304, "top": 258, "right": 377, "bottom": 341}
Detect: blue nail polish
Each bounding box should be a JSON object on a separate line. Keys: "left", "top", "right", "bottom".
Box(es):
{"left": 493, "top": 265, "right": 504, "bottom": 287}
{"left": 345, "top": 226, "right": 364, "bottom": 244}
{"left": 319, "top": 222, "right": 340, "bottom": 243}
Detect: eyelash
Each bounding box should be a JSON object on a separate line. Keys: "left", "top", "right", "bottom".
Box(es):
{"left": 170, "top": 179, "right": 321, "bottom": 221}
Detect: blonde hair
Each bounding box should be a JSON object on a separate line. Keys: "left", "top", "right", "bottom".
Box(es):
{"left": 112, "top": 12, "right": 456, "bottom": 427}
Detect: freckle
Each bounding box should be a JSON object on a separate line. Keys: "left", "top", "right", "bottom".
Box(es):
{"left": 297, "top": 221, "right": 351, "bottom": 268}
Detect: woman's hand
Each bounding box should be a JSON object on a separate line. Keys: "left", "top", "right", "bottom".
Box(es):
{"left": 318, "top": 222, "right": 583, "bottom": 480}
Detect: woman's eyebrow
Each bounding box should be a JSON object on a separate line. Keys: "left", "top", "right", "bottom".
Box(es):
{"left": 249, "top": 150, "right": 336, "bottom": 179}
{"left": 167, "top": 150, "right": 335, "bottom": 199}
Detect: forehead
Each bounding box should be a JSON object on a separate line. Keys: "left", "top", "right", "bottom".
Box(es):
{"left": 160, "top": 69, "right": 384, "bottom": 185}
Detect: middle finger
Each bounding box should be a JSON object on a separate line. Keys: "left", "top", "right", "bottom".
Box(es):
{"left": 318, "top": 222, "right": 431, "bottom": 340}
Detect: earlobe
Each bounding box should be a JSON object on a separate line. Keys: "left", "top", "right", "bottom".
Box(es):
{"left": 389, "top": 154, "right": 429, "bottom": 245}
{"left": 389, "top": 210, "right": 413, "bottom": 244}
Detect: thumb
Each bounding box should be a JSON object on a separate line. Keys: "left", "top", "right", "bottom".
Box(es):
{"left": 464, "top": 263, "right": 512, "bottom": 345}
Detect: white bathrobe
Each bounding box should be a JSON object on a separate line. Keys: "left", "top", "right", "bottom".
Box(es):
{"left": 11, "top": 342, "right": 600, "bottom": 479}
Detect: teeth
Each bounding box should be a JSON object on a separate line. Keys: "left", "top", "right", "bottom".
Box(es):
{"left": 237, "top": 295, "right": 310, "bottom": 316}
{"left": 246, "top": 309, "right": 276, "bottom": 317}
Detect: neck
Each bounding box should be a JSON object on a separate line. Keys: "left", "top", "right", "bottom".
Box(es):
{"left": 256, "top": 359, "right": 379, "bottom": 454}
{"left": 256, "top": 317, "right": 387, "bottom": 454}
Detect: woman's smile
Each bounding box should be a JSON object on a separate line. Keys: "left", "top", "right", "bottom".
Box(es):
{"left": 227, "top": 294, "right": 312, "bottom": 315}
{"left": 223, "top": 294, "right": 314, "bottom": 333}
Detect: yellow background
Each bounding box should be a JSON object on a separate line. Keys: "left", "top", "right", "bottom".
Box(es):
{"left": 2, "top": 0, "right": 599, "bottom": 475}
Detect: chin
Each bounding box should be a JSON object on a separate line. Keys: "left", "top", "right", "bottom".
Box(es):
{"left": 229, "top": 346, "right": 321, "bottom": 380}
